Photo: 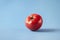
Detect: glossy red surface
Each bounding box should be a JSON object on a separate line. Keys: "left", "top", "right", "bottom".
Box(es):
{"left": 25, "top": 13, "right": 43, "bottom": 31}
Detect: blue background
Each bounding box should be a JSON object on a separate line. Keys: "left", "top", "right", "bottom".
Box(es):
{"left": 0, "top": 0, "right": 60, "bottom": 40}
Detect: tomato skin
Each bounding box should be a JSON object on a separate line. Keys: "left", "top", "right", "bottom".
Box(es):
{"left": 25, "top": 13, "right": 43, "bottom": 31}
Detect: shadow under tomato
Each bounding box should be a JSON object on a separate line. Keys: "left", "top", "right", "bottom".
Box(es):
{"left": 33, "top": 28, "right": 60, "bottom": 32}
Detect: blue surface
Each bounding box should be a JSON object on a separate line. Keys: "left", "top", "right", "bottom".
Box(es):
{"left": 0, "top": 0, "right": 60, "bottom": 40}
